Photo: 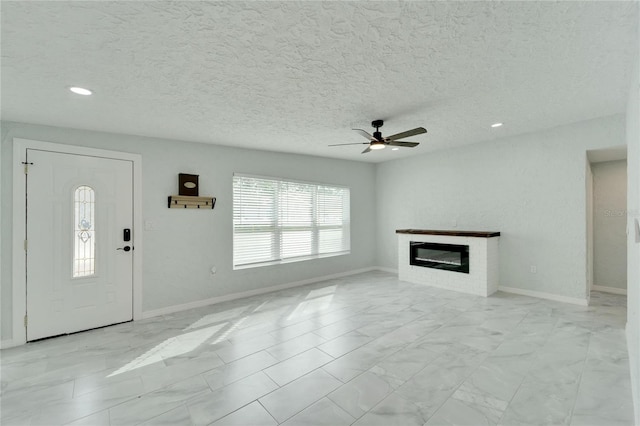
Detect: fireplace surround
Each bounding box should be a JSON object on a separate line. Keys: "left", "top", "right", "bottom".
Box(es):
{"left": 397, "top": 229, "right": 500, "bottom": 297}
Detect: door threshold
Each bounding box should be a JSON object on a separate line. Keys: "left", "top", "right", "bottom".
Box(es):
{"left": 27, "top": 319, "right": 133, "bottom": 343}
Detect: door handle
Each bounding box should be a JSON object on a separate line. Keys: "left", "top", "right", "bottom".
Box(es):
{"left": 116, "top": 246, "right": 132, "bottom": 252}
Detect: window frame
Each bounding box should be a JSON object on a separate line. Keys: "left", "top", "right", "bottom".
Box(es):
{"left": 232, "top": 173, "right": 351, "bottom": 270}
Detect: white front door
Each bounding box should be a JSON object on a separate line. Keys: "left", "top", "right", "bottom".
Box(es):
{"left": 26, "top": 149, "right": 134, "bottom": 341}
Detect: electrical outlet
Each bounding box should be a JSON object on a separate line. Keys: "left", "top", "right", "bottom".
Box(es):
{"left": 530, "top": 265, "right": 537, "bottom": 274}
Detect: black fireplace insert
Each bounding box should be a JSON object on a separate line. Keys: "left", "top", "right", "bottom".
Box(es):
{"left": 410, "top": 241, "right": 469, "bottom": 273}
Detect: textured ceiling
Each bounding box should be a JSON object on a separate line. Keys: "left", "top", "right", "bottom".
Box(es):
{"left": 1, "top": 1, "right": 638, "bottom": 163}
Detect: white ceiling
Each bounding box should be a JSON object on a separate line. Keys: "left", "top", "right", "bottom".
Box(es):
{"left": 1, "top": 1, "right": 637, "bottom": 163}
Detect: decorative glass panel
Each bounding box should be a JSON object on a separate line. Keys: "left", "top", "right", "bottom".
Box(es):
{"left": 73, "top": 185, "right": 95, "bottom": 277}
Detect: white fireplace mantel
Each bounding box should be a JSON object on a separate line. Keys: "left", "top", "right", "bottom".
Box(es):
{"left": 397, "top": 229, "right": 500, "bottom": 297}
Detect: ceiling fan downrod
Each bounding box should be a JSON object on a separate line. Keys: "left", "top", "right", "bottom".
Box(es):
{"left": 370, "top": 120, "right": 386, "bottom": 149}
{"left": 372, "top": 120, "right": 384, "bottom": 141}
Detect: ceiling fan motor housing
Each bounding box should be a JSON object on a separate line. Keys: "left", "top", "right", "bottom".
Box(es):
{"left": 372, "top": 120, "right": 385, "bottom": 141}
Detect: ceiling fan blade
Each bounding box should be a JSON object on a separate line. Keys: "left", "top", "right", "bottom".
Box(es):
{"left": 387, "top": 141, "right": 419, "bottom": 148}
{"left": 353, "top": 129, "right": 375, "bottom": 140}
{"left": 328, "top": 142, "right": 369, "bottom": 146}
{"left": 361, "top": 146, "right": 372, "bottom": 154}
{"left": 386, "top": 127, "right": 427, "bottom": 141}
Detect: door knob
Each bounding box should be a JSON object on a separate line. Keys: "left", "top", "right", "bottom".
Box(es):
{"left": 117, "top": 246, "right": 132, "bottom": 252}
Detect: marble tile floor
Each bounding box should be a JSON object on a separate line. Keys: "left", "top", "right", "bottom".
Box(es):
{"left": 0, "top": 271, "right": 634, "bottom": 425}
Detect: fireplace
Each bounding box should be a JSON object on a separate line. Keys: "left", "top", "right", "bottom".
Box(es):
{"left": 398, "top": 230, "right": 499, "bottom": 296}
{"left": 410, "top": 241, "right": 469, "bottom": 273}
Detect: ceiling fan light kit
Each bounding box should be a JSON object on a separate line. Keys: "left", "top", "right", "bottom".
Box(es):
{"left": 329, "top": 119, "right": 427, "bottom": 154}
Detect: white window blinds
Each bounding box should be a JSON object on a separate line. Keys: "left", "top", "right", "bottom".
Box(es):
{"left": 233, "top": 174, "right": 350, "bottom": 269}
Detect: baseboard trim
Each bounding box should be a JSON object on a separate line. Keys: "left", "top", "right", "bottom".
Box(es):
{"left": 591, "top": 285, "right": 627, "bottom": 295}
{"left": 375, "top": 267, "right": 398, "bottom": 274}
{"left": 0, "top": 339, "right": 18, "bottom": 349}
{"left": 142, "top": 267, "right": 378, "bottom": 319}
{"left": 498, "top": 286, "right": 588, "bottom": 306}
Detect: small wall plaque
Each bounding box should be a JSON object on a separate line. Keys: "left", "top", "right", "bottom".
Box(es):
{"left": 179, "top": 173, "right": 199, "bottom": 196}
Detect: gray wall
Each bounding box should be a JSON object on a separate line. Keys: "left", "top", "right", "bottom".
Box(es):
{"left": 592, "top": 160, "right": 627, "bottom": 291}
{"left": 375, "top": 114, "right": 625, "bottom": 301}
{"left": 1, "top": 121, "right": 377, "bottom": 341}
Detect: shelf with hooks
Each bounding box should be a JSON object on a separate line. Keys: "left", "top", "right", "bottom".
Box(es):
{"left": 168, "top": 195, "right": 216, "bottom": 209}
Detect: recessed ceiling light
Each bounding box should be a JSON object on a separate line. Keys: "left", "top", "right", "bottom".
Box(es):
{"left": 392, "top": 148, "right": 400, "bottom": 151}
{"left": 491, "top": 122, "right": 503, "bottom": 128}
{"left": 69, "top": 86, "right": 92, "bottom": 96}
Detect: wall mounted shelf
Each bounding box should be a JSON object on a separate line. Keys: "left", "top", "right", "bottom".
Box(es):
{"left": 168, "top": 195, "right": 216, "bottom": 209}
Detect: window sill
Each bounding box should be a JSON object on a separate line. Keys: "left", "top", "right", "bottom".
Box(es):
{"left": 233, "top": 251, "right": 350, "bottom": 270}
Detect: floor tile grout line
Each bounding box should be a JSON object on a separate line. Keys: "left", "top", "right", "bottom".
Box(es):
{"left": 87, "top": 373, "right": 209, "bottom": 425}
{"left": 470, "top": 303, "right": 536, "bottom": 426}
{"left": 253, "top": 366, "right": 346, "bottom": 424}
{"left": 493, "top": 305, "right": 591, "bottom": 426}
{"left": 257, "top": 399, "right": 279, "bottom": 426}
{"left": 567, "top": 330, "right": 593, "bottom": 426}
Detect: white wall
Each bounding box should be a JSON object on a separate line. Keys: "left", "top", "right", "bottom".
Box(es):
{"left": 0, "top": 122, "right": 377, "bottom": 342}
{"left": 586, "top": 160, "right": 594, "bottom": 299}
{"left": 592, "top": 160, "right": 627, "bottom": 291}
{"left": 376, "top": 115, "right": 625, "bottom": 301}
{"left": 1, "top": 125, "right": 10, "bottom": 340}
{"left": 625, "top": 33, "right": 640, "bottom": 424}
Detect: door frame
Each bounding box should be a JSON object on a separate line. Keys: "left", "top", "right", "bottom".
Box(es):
{"left": 12, "top": 138, "right": 143, "bottom": 346}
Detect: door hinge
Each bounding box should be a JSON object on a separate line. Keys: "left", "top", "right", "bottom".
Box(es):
{"left": 24, "top": 315, "right": 28, "bottom": 328}
{"left": 21, "top": 161, "right": 33, "bottom": 174}
{"left": 24, "top": 239, "right": 28, "bottom": 251}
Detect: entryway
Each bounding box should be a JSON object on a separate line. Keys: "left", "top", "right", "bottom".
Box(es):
{"left": 587, "top": 146, "right": 628, "bottom": 299}
{"left": 11, "top": 139, "right": 143, "bottom": 345}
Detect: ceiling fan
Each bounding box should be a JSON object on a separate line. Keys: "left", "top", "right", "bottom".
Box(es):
{"left": 329, "top": 120, "right": 427, "bottom": 154}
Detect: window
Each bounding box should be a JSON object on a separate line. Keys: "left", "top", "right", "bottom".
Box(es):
{"left": 233, "top": 174, "right": 350, "bottom": 269}
{"left": 73, "top": 185, "right": 96, "bottom": 277}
